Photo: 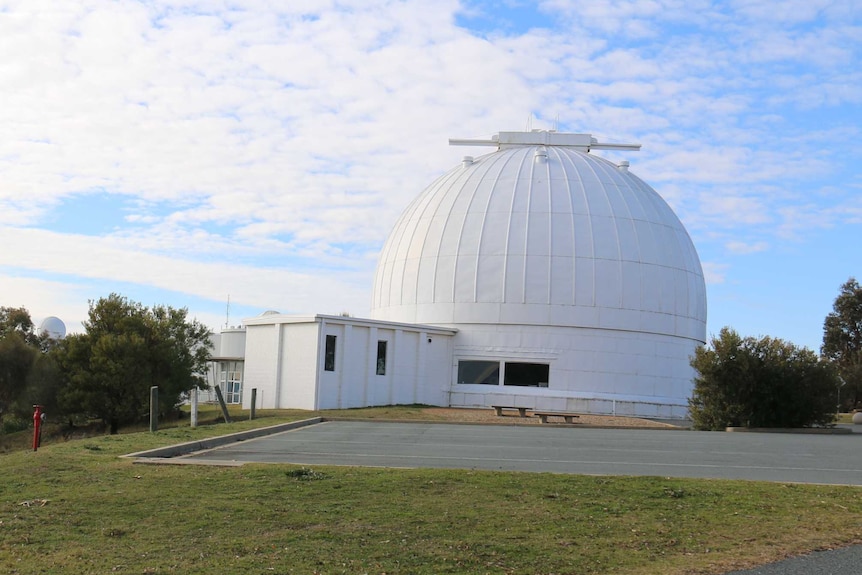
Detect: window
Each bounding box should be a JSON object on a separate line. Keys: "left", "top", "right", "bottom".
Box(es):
{"left": 376, "top": 340, "right": 387, "bottom": 375}
{"left": 457, "top": 360, "right": 500, "bottom": 385}
{"left": 503, "top": 362, "right": 549, "bottom": 387}
{"left": 324, "top": 335, "right": 337, "bottom": 371}
{"left": 458, "top": 360, "right": 551, "bottom": 386}
{"left": 219, "top": 362, "right": 243, "bottom": 403}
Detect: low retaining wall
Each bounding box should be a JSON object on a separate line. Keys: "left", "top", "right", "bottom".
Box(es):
{"left": 122, "top": 417, "right": 323, "bottom": 459}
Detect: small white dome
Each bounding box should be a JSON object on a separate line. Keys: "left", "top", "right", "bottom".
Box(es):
{"left": 371, "top": 132, "right": 706, "bottom": 341}
{"left": 39, "top": 316, "right": 66, "bottom": 340}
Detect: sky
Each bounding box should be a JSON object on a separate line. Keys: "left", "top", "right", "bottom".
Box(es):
{"left": 1, "top": 0, "right": 860, "bottom": 352}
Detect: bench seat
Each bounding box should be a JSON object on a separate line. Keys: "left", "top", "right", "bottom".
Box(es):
{"left": 533, "top": 411, "right": 581, "bottom": 424}
{"left": 491, "top": 405, "right": 529, "bottom": 417}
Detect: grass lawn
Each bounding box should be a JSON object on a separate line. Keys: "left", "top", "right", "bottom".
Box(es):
{"left": 1, "top": 408, "right": 861, "bottom": 575}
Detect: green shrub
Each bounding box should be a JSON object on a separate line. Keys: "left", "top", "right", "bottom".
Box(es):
{"left": 1, "top": 416, "right": 29, "bottom": 435}
{"left": 689, "top": 327, "right": 838, "bottom": 430}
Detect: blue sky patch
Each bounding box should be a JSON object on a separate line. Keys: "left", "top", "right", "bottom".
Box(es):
{"left": 455, "top": 1, "right": 556, "bottom": 36}
{"left": 46, "top": 193, "right": 142, "bottom": 235}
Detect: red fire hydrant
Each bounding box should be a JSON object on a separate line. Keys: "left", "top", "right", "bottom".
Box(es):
{"left": 33, "top": 405, "right": 44, "bottom": 451}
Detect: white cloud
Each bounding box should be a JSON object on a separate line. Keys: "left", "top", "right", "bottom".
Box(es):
{"left": 0, "top": 227, "right": 371, "bottom": 314}
{"left": 725, "top": 240, "right": 769, "bottom": 255}
{"left": 701, "top": 261, "right": 728, "bottom": 285}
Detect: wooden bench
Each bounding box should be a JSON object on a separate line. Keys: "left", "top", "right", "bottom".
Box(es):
{"left": 533, "top": 411, "right": 580, "bottom": 424}
{"left": 491, "top": 405, "right": 529, "bottom": 417}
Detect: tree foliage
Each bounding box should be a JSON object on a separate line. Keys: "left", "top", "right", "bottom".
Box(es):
{"left": 56, "top": 294, "right": 212, "bottom": 434}
{"left": 689, "top": 327, "right": 838, "bottom": 430}
{"left": 0, "top": 306, "right": 41, "bottom": 345}
{"left": 0, "top": 307, "right": 42, "bottom": 423}
{"left": 821, "top": 277, "right": 862, "bottom": 410}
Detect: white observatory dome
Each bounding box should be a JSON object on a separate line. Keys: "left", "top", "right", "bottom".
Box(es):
{"left": 39, "top": 316, "right": 67, "bottom": 340}
{"left": 370, "top": 130, "right": 707, "bottom": 418}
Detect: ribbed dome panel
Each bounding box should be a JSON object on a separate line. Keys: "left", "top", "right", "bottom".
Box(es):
{"left": 371, "top": 144, "right": 706, "bottom": 341}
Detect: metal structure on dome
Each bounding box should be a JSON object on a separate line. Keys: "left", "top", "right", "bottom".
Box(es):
{"left": 449, "top": 130, "right": 641, "bottom": 152}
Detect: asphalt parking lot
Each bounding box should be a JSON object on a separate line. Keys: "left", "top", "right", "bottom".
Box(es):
{"left": 184, "top": 420, "right": 862, "bottom": 485}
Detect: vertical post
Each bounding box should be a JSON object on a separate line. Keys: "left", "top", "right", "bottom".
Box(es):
{"left": 149, "top": 386, "right": 159, "bottom": 432}
{"left": 214, "top": 385, "right": 232, "bottom": 423}
{"left": 190, "top": 387, "right": 198, "bottom": 428}
{"left": 250, "top": 388, "right": 257, "bottom": 420}
{"left": 32, "top": 405, "right": 43, "bottom": 451}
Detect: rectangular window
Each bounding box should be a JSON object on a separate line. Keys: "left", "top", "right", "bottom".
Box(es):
{"left": 503, "top": 362, "right": 549, "bottom": 387}
{"left": 219, "top": 362, "right": 243, "bottom": 403}
{"left": 324, "top": 335, "right": 337, "bottom": 372}
{"left": 376, "top": 340, "right": 387, "bottom": 375}
{"left": 457, "top": 360, "right": 500, "bottom": 385}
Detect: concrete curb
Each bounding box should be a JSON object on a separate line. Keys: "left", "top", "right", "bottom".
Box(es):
{"left": 725, "top": 426, "right": 853, "bottom": 434}
{"left": 325, "top": 416, "right": 687, "bottom": 430}
{"left": 121, "top": 417, "right": 323, "bottom": 459}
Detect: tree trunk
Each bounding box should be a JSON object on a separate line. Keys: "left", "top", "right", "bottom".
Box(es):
{"left": 110, "top": 418, "right": 119, "bottom": 435}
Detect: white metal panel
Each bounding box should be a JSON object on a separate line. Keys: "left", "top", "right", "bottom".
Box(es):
{"left": 478, "top": 211, "right": 511, "bottom": 256}
{"left": 527, "top": 211, "right": 551, "bottom": 256}
{"left": 549, "top": 255, "right": 574, "bottom": 305}
{"left": 340, "top": 324, "right": 370, "bottom": 408}
{"left": 283, "top": 322, "right": 321, "bottom": 410}
{"left": 433, "top": 255, "right": 457, "bottom": 302}
{"left": 524, "top": 253, "right": 550, "bottom": 304}
{"left": 453, "top": 253, "right": 478, "bottom": 302}
{"left": 475, "top": 254, "right": 505, "bottom": 302}
{"left": 218, "top": 329, "right": 246, "bottom": 358}
{"left": 593, "top": 259, "right": 622, "bottom": 309}
{"left": 400, "top": 257, "right": 420, "bottom": 305}
{"left": 504, "top": 253, "right": 526, "bottom": 303}
{"left": 591, "top": 215, "right": 620, "bottom": 261}
{"left": 620, "top": 261, "right": 642, "bottom": 310}
{"left": 574, "top": 257, "right": 595, "bottom": 306}
{"left": 241, "top": 325, "right": 280, "bottom": 409}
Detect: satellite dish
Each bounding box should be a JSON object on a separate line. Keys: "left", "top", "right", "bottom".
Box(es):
{"left": 39, "top": 316, "right": 67, "bottom": 340}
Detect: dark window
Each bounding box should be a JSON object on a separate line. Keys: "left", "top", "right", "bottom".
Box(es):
{"left": 376, "top": 340, "right": 387, "bottom": 375}
{"left": 503, "top": 362, "right": 549, "bottom": 387}
{"left": 457, "top": 360, "right": 500, "bottom": 385}
{"left": 324, "top": 335, "right": 336, "bottom": 371}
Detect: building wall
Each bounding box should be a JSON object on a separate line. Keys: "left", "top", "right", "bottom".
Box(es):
{"left": 242, "top": 323, "right": 282, "bottom": 409}
{"left": 315, "top": 318, "right": 453, "bottom": 409}
{"left": 279, "top": 322, "right": 321, "bottom": 410}
{"left": 243, "top": 321, "right": 322, "bottom": 410}
{"left": 447, "top": 323, "right": 697, "bottom": 419}
{"left": 241, "top": 314, "right": 691, "bottom": 417}
{"left": 242, "top": 314, "right": 456, "bottom": 411}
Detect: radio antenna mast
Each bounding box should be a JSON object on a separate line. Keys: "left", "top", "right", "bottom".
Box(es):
{"left": 225, "top": 295, "right": 230, "bottom": 329}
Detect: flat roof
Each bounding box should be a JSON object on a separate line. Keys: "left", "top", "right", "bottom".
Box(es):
{"left": 242, "top": 313, "right": 458, "bottom": 335}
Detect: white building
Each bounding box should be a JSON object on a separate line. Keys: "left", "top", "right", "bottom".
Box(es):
{"left": 204, "top": 327, "right": 247, "bottom": 404}
{"left": 225, "top": 130, "right": 706, "bottom": 419}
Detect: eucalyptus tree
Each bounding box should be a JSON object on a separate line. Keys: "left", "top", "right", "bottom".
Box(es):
{"left": 0, "top": 307, "right": 42, "bottom": 425}
{"left": 822, "top": 277, "right": 862, "bottom": 410}
{"left": 57, "top": 294, "right": 212, "bottom": 434}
